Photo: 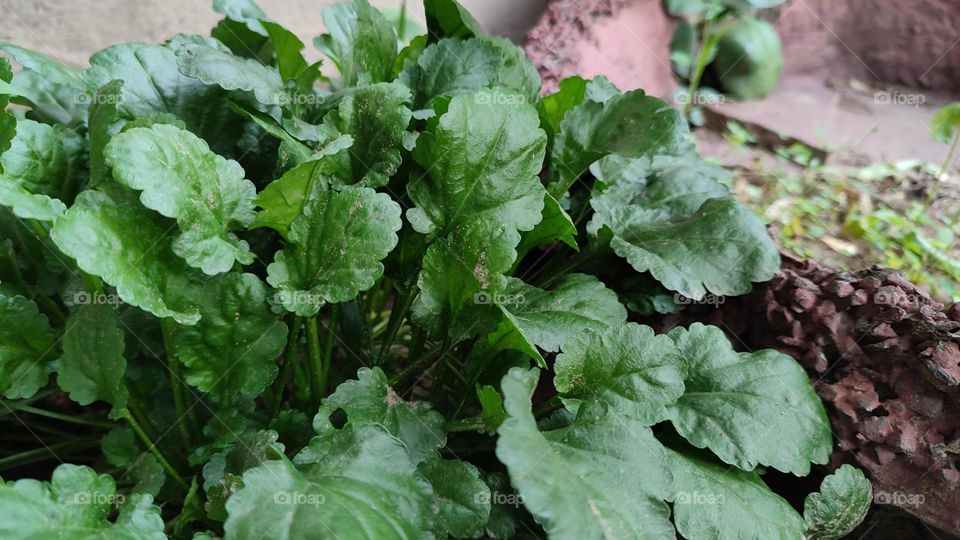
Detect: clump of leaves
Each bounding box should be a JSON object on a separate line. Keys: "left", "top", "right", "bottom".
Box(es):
{"left": 0, "top": 0, "right": 870, "bottom": 538}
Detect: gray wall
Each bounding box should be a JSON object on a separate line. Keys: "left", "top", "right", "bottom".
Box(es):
{"left": 0, "top": 0, "right": 548, "bottom": 67}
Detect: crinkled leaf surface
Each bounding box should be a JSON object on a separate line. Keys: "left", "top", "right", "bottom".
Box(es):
{"left": 105, "top": 124, "right": 257, "bottom": 275}
{"left": 322, "top": 82, "right": 412, "bottom": 188}
{"left": 496, "top": 368, "right": 676, "bottom": 540}
{"left": 489, "top": 274, "right": 626, "bottom": 365}
{"left": 418, "top": 457, "right": 491, "bottom": 538}
{"left": 203, "top": 429, "right": 285, "bottom": 522}
{"left": 665, "top": 438, "right": 805, "bottom": 540}
{"left": 803, "top": 464, "right": 872, "bottom": 540}
{"left": 589, "top": 155, "right": 779, "bottom": 300}
{"left": 314, "top": 0, "right": 397, "bottom": 87}
{"left": 554, "top": 323, "right": 686, "bottom": 424}
{"left": 408, "top": 89, "right": 546, "bottom": 334}
{"left": 549, "top": 86, "right": 688, "bottom": 196}
{"left": 225, "top": 425, "right": 432, "bottom": 540}
{"left": 166, "top": 272, "right": 287, "bottom": 401}
{"left": 0, "top": 43, "right": 88, "bottom": 125}
{"left": 306, "top": 366, "right": 445, "bottom": 465}
{"left": 0, "top": 291, "right": 55, "bottom": 399}
{"left": 267, "top": 185, "right": 402, "bottom": 317}
{"left": 0, "top": 464, "right": 166, "bottom": 540}
{"left": 175, "top": 42, "right": 286, "bottom": 106}
{"left": 666, "top": 323, "right": 832, "bottom": 475}
{"left": 51, "top": 190, "right": 201, "bottom": 324}
{"left": 58, "top": 303, "right": 128, "bottom": 417}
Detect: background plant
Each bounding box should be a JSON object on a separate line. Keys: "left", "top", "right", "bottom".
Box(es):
{"left": 0, "top": 0, "right": 869, "bottom": 538}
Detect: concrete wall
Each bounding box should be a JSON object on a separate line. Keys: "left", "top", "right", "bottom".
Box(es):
{"left": 0, "top": 0, "right": 548, "bottom": 67}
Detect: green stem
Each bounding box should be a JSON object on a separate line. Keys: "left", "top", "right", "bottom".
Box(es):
{"left": 305, "top": 316, "right": 324, "bottom": 407}
{"left": 160, "top": 320, "right": 197, "bottom": 449}
{"left": 930, "top": 129, "right": 960, "bottom": 205}
{"left": 322, "top": 305, "right": 338, "bottom": 392}
{"left": 375, "top": 286, "right": 418, "bottom": 365}
{"left": 119, "top": 408, "right": 190, "bottom": 492}
{"left": 13, "top": 405, "right": 118, "bottom": 429}
{"left": 272, "top": 315, "right": 302, "bottom": 414}
{"left": 0, "top": 436, "right": 102, "bottom": 471}
{"left": 446, "top": 416, "right": 487, "bottom": 433}
{"left": 126, "top": 399, "right": 159, "bottom": 442}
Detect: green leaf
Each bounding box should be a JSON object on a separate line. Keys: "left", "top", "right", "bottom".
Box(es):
{"left": 105, "top": 124, "right": 257, "bottom": 275}
{"left": 203, "top": 429, "right": 285, "bottom": 521}
{"left": 0, "top": 464, "right": 166, "bottom": 540}
{"left": 0, "top": 43, "right": 88, "bottom": 125}
{"left": 665, "top": 438, "right": 805, "bottom": 540}
{"left": 87, "top": 80, "right": 124, "bottom": 187}
{"left": 225, "top": 425, "right": 433, "bottom": 539}
{"left": 0, "top": 118, "right": 83, "bottom": 221}
{"left": 417, "top": 457, "right": 491, "bottom": 538}
{"left": 540, "top": 76, "right": 588, "bottom": 138}
{"left": 489, "top": 274, "right": 627, "bottom": 366}
{"left": 314, "top": 0, "right": 398, "bottom": 87}
{"left": 166, "top": 273, "right": 287, "bottom": 401}
{"left": 0, "top": 291, "right": 55, "bottom": 398}
{"left": 496, "top": 368, "right": 676, "bottom": 540}
{"left": 803, "top": 465, "right": 872, "bottom": 540}
{"left": 554, "top": 323, "right": 686, "bottom": 424}
{"left": 932, "top": 103, "right": 960, "bottom": 143}
{"left": 666, "top": 323, "right": 832, "bottom": 475}
{"left": 51, "top": 190, "right": 201, "bottom": 325}
{"left": 401, "top": 37, "right": 541, "bottom": 111}
{"left": 476, "top": 384, "right": 507, "bottom": 432}
{"left": 517, "top": 192, "right": 579, "bottom": 255}
{"left": 408, "top": 89, "right": 546, "bottom": 334}
{"left": 251, "top": 158, "right": 335, "bottom": 237}
{"left": 58, "top": 303, "right": 128, "bottom": 417}
{"left": 589, "top": 155, "right": 779, "bottom": 300}
{"left": 322, "top": 82, "right": 412, "bottom": 188}
{"left": 548, "top": 87, "right": 688, "bottom": 197}
{"left": 261, "top": 20, "right": 311, "bottom": 83}
{"left": 423, "top": 0, "right": 484, "bottom": 41}
{"left": 175, "top": 41, "right": 286, "bottom": 106}
{"left": 267, "top": 185, "right": 402, "bottom": 317}
{"left": 307, "top": 366, "right": 445, "bottom": 464}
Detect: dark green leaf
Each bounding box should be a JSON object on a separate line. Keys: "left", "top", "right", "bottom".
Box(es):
{"left": 418, "top": 457, "right": 491, "bottom": 538}
{"left": 423, "top": 0, "right": 484, "bottom": 41}
{"left": 58, "top": 303, "right": 128, "bottom": 417}
{"left": 0, "top": 291, "right": 55, "bottom": 398}
{"left": 314, "top": 0, "right": 398, "bottom": 87}
{"left": 803, "top": 464, "right": 872, "bottom": 540}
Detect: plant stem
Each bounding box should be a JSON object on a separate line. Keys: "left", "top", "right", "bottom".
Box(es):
{"left": 375, "top": 286, "right": 418, "bottom": 365}
{"left": 930, "top": 128, "right": 960, "bottom": 205}
{"left": 272, "top": 315, "right": 302, "bottom": 414}
{"left": 305, "top": 316, "right": 324, "bottom": 408}
{"left": 446, "top": 416, "right": 487, "bottom": 433}
{"left": 0, "top": 436, "right": 102, "bottom": 471}
{"left": 119, "top": 408, "right": 190, "bottom": 492}
{"left": 322, "top": 305, "right": 338, "bottom": 393}
{"left": 126, "top": 399, "right": 159, "bottom": 442}
{"left": 160, "top": 320, "right": 197, "bottom": 449}
{"left": 13, "top": 405, "right": 118, "bottom": 429}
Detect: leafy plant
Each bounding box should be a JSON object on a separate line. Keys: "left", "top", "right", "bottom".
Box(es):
{"left": 0, "top": 0, "right": 868, "bottom": 538}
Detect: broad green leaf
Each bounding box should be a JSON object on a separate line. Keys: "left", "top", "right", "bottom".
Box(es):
{"left": 58, "top": 303, "right": 128, "bottom": 417}
{"left": 86, "top": 43, "right": 243, "bottom": 154}
{"left": 517, "top": 192, "right": 578, "bottom": 255}
{"left": 589, "top": 155, "right": 779, "bottom": 300}
{"left": 666, "top": 323, "right": 832, "bottom": 475}
{"left": 932, "top": 103, "right": 960, "bottom": 143}
{"left": 489, "top": 274, "right": 627, "bottom": 366}
{"left": 0, "top": 43, "right": 88, "bottom": 125}
{"left": 166, "top": 273, "right": 287, "bottom": 401}
{"left": 261, "top": 20, "right": 312, "bottom": 83}
{"left": 0, "top": 291, "right": 55, "bottom": 398}
{"left": 554, "top": 323, "right": 686, "bottom": 424}
{"left": 225, "top": 425, "right": 433, "bottom": 540}
{"left": 251, "top": 159, "right": 335, "bottom": 237}
{"left": 0, "top": 464, "right": 166, "bottom": 540}
{"left": 803, "top": 465, "right": 872, "bottom": 540}
{"left": 540, "top": 75, "right": 588, "bottom": 139}
{"left": 0, "top": 118, "right": 83, "bottom": 221}
{"left": 226, "top": 99, "right": 315, "bottom": 166}
{"left": 51, "top": 190, "right": 201, "bottom": 325}
{"left": 105, "top": 124, "right": 257, "bottom": 275}
{"left": 401, "top": 37, "right": 541, "bottom": 111}
{"left": 665, "top": 438, "right": 805, "bottom": 540}
{"left": 476, "top": 384, "right": 507, "bottom": 432}
{"left": 423, "top": 0, "right": 484, "bottom": 41}
{"left": 87, "top": 80, "right": 124, "bottom": 186}
{"left": 213, "top": 0, "right": 267, "bottom": 32}
{"left": 267, "top": 185, "right": 402, "bottom": 317}
{"left": 203, "top": 429, "right": 285, "bottom": 521}
{"left": 307, "top": 367, "right": 445, "bottom": 465}
{"left": 314, "top": 0, "right": 398, "bottom": 87}
{"left": 496, "top": 368, "right": 676, "bottom": 540}
{"left": 322, "top": 82, "right": 412, "bottom": 188}
{"left": 548, "top": 87, "right": 688, "bottom": 197}
{"left": 408, "top": 89, "right": 546, "bottom": 334}
{"left": 418, "top": 457, "right": 491, "bottom": 538}
{"left": 175, "top": 42, "right": 286, "bottom": 106}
